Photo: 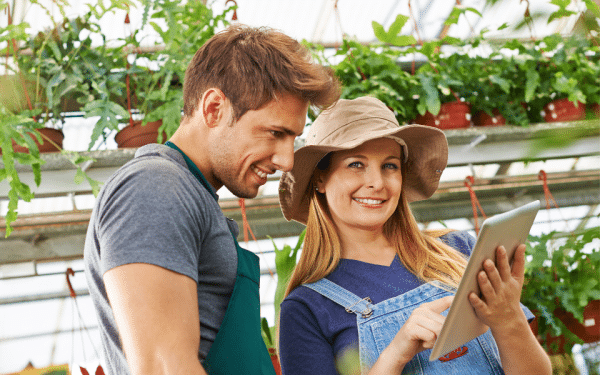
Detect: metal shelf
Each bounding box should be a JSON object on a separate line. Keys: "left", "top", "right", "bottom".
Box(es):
{"left": 1, "top": 120, "right": 599, "bottom": 264}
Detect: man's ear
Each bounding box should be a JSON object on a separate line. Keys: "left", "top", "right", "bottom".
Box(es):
{"left": 201, "top": 88, "right": 228, "bottom": 128}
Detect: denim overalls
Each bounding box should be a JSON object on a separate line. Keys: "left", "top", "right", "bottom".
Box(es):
{"left": 304, "top": 278, "right": 505, "bottom": 375}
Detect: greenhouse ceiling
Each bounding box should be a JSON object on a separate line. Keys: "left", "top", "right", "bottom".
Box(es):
{"left": 2, "top": 0, "right": 590, "bottom": 49}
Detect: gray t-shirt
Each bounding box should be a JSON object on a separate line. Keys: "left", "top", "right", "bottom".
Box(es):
{"left": 84, "top": 144, "right": 237, "bottom": 374}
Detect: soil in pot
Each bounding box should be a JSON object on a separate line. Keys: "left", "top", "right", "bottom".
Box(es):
{"left": 542, "top": 98, "right": 586, "bottom": 122}
{"left": 115, "top": 120, "right": 167, "bottom": 148}
{"left": 472, "top": 109, "right": 506, "bottom": 127}
{"left": 413, "top": 101, "right": 471, "bottom": 130}
{"left": 2, "top": 128, "right": 64, "bottom": 154}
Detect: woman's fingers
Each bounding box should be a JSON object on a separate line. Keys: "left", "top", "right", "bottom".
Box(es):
{"left": 494, "top": 246, "right": 512, "bottom": 281}
{"left": 423, "top": 295, "right": 454, "bottom": 314}
{"left": 511, "top": 244, "right": 527, "bottom": 283}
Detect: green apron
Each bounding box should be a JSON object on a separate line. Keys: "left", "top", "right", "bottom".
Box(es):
{"left": 165, "top": 142, "right": 275, "bottom": 375}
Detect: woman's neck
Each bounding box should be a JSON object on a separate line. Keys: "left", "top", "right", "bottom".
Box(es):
{"left": 337, "top": 227, "right": 397, "bottom": 266}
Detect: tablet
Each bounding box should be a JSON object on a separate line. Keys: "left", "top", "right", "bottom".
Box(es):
{"left": 428, "top": 200, "right": 540, "bottom": 361}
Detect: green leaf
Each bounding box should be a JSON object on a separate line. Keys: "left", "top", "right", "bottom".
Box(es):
{"left": 74, "top": 168, "right": 86, "bottom": 185}
{"left": 497, "top": 23, "right": 509, "bottom": 31}
{"left": 489, "top": 75, "right": 511, "bottom": 94}
{"left": 261, "top": 317, "right": 273, "bottom": 347}
{"left": 583, "top": 0, "right": 600, "bottom": 16}
{"left": 444, "top": 7, "right": 462, "bottom": 25}
{"left": 524, "top": 68, "right": 540, "bottom": 102}
{"left": 420, "top": 75, "right": 441, "bottom": 115}
{"left": 372, "top": 15, "right": 416, "bottom": 47}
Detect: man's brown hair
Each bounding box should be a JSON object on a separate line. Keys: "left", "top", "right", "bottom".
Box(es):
{"left": 183, "top": 24, "right": 340, "bottom": 120}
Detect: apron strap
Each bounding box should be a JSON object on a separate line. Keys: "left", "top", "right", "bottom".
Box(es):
{"left": 304, "top": 279, "right": 373, "bottom": 318}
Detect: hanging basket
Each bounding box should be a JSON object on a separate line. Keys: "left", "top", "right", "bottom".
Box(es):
{"left": 472, "top": 109, "right": 506, "bottom": 127}
{"left": 554, "top": 299, "right": 600, "bottom": 343}
{"left": 529, "top": 312, "right": 568, "bottom": 355}
{"left": 542, "top": 98, "right": 586, "bottom": 122}
{"left": 1, "top": 128, "right": 64, "bottom": 155}
{"left": 590, "top": 103, "right": 600, "bottom": 118}
{"left": 114, "top": 120, "right": 167, "bottom": 148}
{"left": 413, "top": 101, "right": 471, "bottom": 130}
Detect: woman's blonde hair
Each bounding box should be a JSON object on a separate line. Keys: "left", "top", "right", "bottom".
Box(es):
{"left": 283, "top": 155, "right": 468, "bottom": 298}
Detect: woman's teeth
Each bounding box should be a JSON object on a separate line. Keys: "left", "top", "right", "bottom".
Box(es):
{"left": 354, "top": 198, "right": 384, "bottom": 205}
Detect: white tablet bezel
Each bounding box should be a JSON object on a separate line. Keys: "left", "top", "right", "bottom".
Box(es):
{"left": 428, "top": 200, "right": 540, "bottom": 361}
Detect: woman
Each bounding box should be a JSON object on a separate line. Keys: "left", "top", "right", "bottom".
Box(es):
{"left": 277, "top": 97, "right": 551, "bottom": 375}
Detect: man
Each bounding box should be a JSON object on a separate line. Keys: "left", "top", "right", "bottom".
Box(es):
{"left": 84, "top": 24, "right": 340, "bottom": 375}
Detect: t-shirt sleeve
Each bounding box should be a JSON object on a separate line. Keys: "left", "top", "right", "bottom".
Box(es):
{"left": 96, "top": 160, "right": 202, "bottom": 282}
{"left": 279, "top": 297, "right": 340, "bottom": 375}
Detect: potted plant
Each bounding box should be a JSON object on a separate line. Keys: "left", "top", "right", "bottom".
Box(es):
{"left": 522, "top": 224, "right": 600, "bottom": 354}
{"left": 410, "top": 47, "right": 472, "bottom": 130}
{"left": 464, "top": 54, "right": 530, "bottom": 127}
{"left": 0, "top": 0, "right": 114, "bottom": 236}
{"left": 121, "top": 0, "right": 235, "bottom": 146}
{"left": 321, "top": 37, "right": 420, "bottom": 126}
{"left": 260, "top": 230, "right": 306, "bottom": 375}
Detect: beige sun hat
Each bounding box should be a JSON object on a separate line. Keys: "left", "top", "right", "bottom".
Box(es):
{"left": 279, "top": 96, "right": 449, "bottom": 224}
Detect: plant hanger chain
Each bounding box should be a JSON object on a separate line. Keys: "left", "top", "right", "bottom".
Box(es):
{"left": 538, "top": 169, "right": 572, "bottom": 233}
{"left": 464, "top": 175, "right": 487, "bottom": 235}
{"left": 238, "top": 198, "right": 275, "bottom": 278}
{"left": 65, "top": 268, "right": 104, "bottom": 374}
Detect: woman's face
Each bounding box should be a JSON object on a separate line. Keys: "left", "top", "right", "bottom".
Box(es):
{"left": 316, "top": 138, "right": 403, "bottom": 234}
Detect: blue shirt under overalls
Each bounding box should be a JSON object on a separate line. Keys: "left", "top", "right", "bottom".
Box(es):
{"left": 279, "top": 231, "right": 534, "bottom": 375}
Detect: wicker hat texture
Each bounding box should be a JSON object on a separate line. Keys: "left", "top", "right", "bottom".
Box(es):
{"left": 279, "top": 96, "right": 449, "bottom": 224}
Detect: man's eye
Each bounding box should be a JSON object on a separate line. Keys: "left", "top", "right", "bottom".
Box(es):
{"left": 270, "top": 130, "right": 284, "bottom": 137}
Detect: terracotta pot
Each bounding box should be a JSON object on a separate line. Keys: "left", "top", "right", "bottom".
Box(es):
{"left": 529, "top": 313, "right": 567, "bottom": 355}
{"left": 472, "top": 109, "right": 506, "bottom": 127}
{"left": 590, "top": 103, "right": 600, "bottom": 118}
{"left": 413, "top": 101, "right": 471, "bottom": 130}
{"left": 4, "top": 128, "right": 64, "bottom": 154}
{"left": 542, "top": 98, "right": 586, "bottom": 122}
{"left": 268, "top": 348, "right": 282, "bottom": 375}
{"left": 115, "top": 120, "right": 167, "bottom": 148}
{"left": 554, "top": 299, "right": 600, "bottom": 343}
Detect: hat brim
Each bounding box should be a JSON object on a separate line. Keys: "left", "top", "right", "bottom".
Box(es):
{"left": 279, "top": 124, "right": 448, "bottom": 224}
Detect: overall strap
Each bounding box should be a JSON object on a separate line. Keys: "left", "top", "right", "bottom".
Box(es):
{"left": 304, "top": 279, "right": 373, "bottom": 318}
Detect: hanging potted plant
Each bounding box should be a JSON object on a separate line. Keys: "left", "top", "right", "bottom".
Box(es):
{"left": 522, "top": 224, "right": 600, "bottom": 354}
{"left": 523, "top": 35, "right": 589, "bottom": 123}
{"left": 322, "top": 36, "right": 420, "bottom": 126}
{"left": 113, "top": 0, "right": 236, "bottom": 148}
{"left": 465, "top": 53, "right": 530, "bottom": 127}
{"left": 410, "top": 49, "right": 472, "bottom": 130}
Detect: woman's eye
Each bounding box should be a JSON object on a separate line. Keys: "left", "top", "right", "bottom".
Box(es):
{"left": 348, "top": 161, "right": 362, "bottom": 168}
{"left": 383, "top": 163, "right": 399, "bottom": 170}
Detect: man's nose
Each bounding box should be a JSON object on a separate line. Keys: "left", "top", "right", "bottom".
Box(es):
{"left": 272, "top": 139, "right": 295, "bottom": 172}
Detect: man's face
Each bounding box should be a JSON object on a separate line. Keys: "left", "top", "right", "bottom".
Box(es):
{"left": 208, "top": 93, "right": 308, "bottom": 198}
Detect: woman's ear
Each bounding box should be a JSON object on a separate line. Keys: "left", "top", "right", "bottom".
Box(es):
{"left": 315, "top": 174, "right": 326, "bottom": 194}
